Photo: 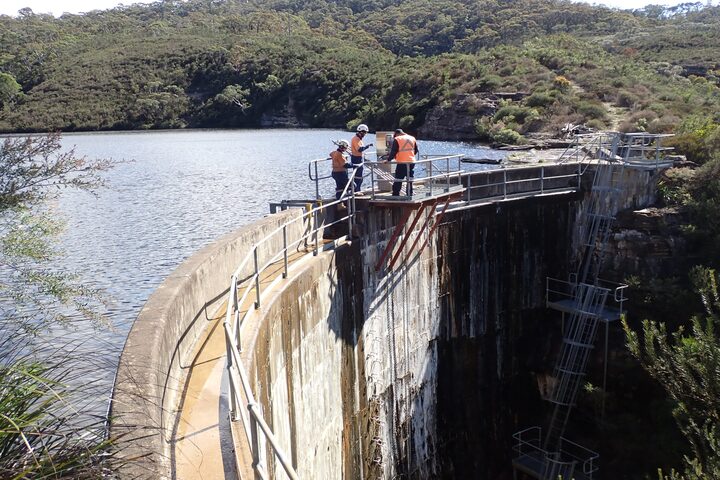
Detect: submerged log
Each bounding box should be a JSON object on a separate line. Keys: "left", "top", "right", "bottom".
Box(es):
{"left": 461, "top": 156, "right": 503, "bottom": 165}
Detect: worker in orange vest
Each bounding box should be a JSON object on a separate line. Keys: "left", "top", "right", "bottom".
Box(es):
{"left": 387, "top": 129, "right": 418, "bottom": 196}
{"left": 350, "top": 124, "right": 373, "bottom": 192}
{"left": 330, "top": 139, "right": 352, "bottom": 201}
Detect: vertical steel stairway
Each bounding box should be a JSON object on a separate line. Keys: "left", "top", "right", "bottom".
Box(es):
{"left": 513, "top": 133, "right": 673, "bottom": 480}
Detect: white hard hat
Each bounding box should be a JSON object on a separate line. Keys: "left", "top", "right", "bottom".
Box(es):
{"left": 356, "top": 124, "right": 369, "bottom": 132}
{"left": 337, "top": 139, "right": 349, "bottom": 148}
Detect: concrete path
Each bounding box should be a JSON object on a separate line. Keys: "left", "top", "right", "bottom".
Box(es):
{"left": 172, "top": 240, "right": 332, "bottom": 479}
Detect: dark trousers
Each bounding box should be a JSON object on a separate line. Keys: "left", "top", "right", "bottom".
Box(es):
{"left": 350, "top": 155, "right": 363, "bottom": 191}
{"left": 332, "top": 171, "right": 349, "bottom": 200}
{"left": 392, "top": 163, "right": 415, "bottom": 196}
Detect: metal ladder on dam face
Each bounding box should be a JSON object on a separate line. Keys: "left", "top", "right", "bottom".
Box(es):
{"left": 513, "top": 133, "right": 673, "bottom": 480}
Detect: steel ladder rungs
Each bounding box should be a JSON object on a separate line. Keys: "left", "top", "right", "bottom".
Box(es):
{"left": 555, "top": 366, "right": 589, "bottom": 377}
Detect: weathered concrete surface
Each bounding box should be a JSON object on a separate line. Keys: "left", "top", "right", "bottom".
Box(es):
{"left": 433, "top": 195, "right": 578, "bottom": 478}
{"left": 114, "top": 162, "right": 663, "bottom": 479}
{"left": 233, "top": 164, "right": 663, "bottom": 479}
{"left": 110, "top": 208, "right": 307, "bottom": 479}
{"left": 238, "top": 190, "right": 584, "bottom": 478}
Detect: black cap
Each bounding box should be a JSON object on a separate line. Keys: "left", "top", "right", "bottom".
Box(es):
{"left": 394, "top": 128, "right": 404, "bottom": 135}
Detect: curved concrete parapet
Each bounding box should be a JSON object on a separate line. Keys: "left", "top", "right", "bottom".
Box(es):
{"left": 110, "top": 208, "right": 305, "bottom": 479}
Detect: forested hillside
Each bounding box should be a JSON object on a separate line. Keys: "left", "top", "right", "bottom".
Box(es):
{"left": 0, "top": 0, "right": 718, "bottom": 142}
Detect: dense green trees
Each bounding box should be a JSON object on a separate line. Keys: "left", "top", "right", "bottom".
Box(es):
{"left": 0, "top": 0, "right": 717, "bottom": 138}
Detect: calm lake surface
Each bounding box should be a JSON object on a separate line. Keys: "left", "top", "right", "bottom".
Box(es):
{"left": 11, "top": 128, "right": 506, "bottom": 406}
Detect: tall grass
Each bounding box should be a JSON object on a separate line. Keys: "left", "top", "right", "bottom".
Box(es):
{"left": 0, "top": 320, "right": 118, "bottom": 479}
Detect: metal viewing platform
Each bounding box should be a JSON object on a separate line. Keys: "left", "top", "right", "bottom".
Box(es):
{"left": 365, "top": 154, "right": 465, "bottom": 206}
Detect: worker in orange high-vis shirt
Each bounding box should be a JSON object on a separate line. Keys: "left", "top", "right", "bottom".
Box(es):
{"left": 350, "top": 124, "right": 373, "bottom": 192}
{"left": 330, "top": 139, "right": 352, "bottom": 201}
{"left": 387, "top": 129, "right": 418, "bottom": 196}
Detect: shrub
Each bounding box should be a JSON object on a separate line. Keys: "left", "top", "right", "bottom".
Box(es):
{"left": 657, "top": 167, "right": 694, "bottom": 207}
{"left": 648, "top": 115, "right": 681, "bottom": 134}
{"left": 666, "top": 119, "right": 720, "bottom": 165}
{"left": 525, "top": 91, "right": 554, "bottom": 108}
{"left": 399, "top": 114, "right": 414, "bottom": 129}
{"left": 493, "top": 103, "right": 540, "bottom": 124}
{"left": 576, "top": 100, "right": 608, "bottom": 121}
{"left": 553, "top": 75, "right": 571, "bottom": 92}
{"left": 474, "top": 116, "right": 493, "bottom": 141}
{"left": 480, "top": 74, "right": 503, "bottom": 90}
{"left": 617, "top": 90, "right": 640, "bottom": 108}
{"left": 492, "top": 127, "right": 523, "bottom": 145}
{"left": 586, "top": 118, "right": 605, "bottom": 130}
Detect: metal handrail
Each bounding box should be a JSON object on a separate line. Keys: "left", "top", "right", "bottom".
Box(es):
{"left": 365, "top": 154, "right": 464, "bottom": 200}
{"left": 558, "top": 436, "right": 599, "bottom": 475}
{"left": 465, "top": 164, "right": 582, "bottom": 204}
{"left": 224, "top": 173, "right": 360, "bottom": 480}
{"left": 308, "top": 152, "right": 376, "bottom": 199}
{"left": 224, "top": 322, "right": 299, "bottom": 480}
{"left": 546, "top": 277, "right": 628, "bottom": 307}
{"left": 513, "top": 426, "right": 598, "bottom": 479}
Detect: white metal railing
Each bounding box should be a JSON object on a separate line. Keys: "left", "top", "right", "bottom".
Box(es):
{"left": 366, "top": 154, "right": 464, "bottom": 199}
{"left": 308, "top": 152, "right": 375, "bottom": 199}
{"left": 513, "top": 426, "right": 598, "bottom": 479}
{"left": 558, "top": 131, "right": 676, "bottom": 170}
{"left": 545, "top": 276, "right": 627, "bottom": 321}
{"left": 223, "top": 173, "right": 360, "bottom": 480}
{"left": 464, "top": 164, "right": 582, "bottom": 203}
{"left": 619, "top": 133, "right": 675, "bottom": 170}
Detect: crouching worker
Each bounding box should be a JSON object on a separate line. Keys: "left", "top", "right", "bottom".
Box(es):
{"left": 331, "top": 140, "right": 352, "bottom": 205}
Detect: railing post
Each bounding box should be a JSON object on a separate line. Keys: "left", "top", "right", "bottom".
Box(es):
{"left": 249, "top": 406, "right": 263, "bottom": 480}
{"left": 253, "top": 247, "right": 261, "bottom": 309}
{"left": 370, "top": 164, "right": 376, "bottom": 200}
{"left": 446, "top": 157, "right": 450, "bottom": 191}
{"left": 428, "top": 161, "right": 433, "bottom": 196}
{"left": 348, "top": 188, "right": 354, "bottom": 237}
{"left": 315, "top": 161, "right": 320, "bottom": 200}
{"left": 503, "top": 168, "right": 508, "bottom": 199}
{"left": 466, "top": 173, "right": 472, "bottom": 202}
{"left": 313, "top": 207, "right": 319, "bottom": 256}
{"left": 406, "top": 165, "right": 411, "bottom": 197}
{"left": 224, "top": 323, "right": 237, "bottom": 421}
{"left": 540, "top": 166, "right": 545, "bottom": 194}
{"left": 282, "top": 225, "right": 288, "bottom": 279}
{"left": 234, "top": 308, "right": 241, "bottom": 351}
{"left": 577, "top": 162, "right": 581, "bottom": 190}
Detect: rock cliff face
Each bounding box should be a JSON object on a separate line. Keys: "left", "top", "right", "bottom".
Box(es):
{"left": 604, "top": 207, "right": 690, "bottom": 279}
{"left": 259, "top": 97, "right": 308, "bottom": 128}
{"left": 418, "top": 93, "right": 497, "bottom": 141}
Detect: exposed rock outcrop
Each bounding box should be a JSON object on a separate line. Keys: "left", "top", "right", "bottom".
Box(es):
{"left": 418, "top": 93, "right": 498, "bottom": 141}
{"left": 604, "top": 207, "right": 691, "bottom": 279}
{"left": 259, "top": 97, "right": 308, "bottom": 128}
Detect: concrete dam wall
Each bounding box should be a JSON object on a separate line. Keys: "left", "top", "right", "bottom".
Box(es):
{"left": 246, "top": 190, "right": 581, "bottom": 479}
{"left": 112, "top": 164, "right": 661, "bottom": 478}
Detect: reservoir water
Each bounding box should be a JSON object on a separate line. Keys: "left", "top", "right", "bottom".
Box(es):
{"left": 7, "top": 128, "right": 505, "bottom": 409}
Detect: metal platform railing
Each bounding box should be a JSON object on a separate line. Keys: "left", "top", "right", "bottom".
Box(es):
{"left": 223, "top": 174, "right": 361, "bottom": 480}
{"left": 365, "top": 154, "right": 464, "bottom": 200}
{"left": 619, "top": 133, "right": 676, "bottom": 170}
{"left": 308, "top": 151, "right": 377, "bottom": 199}
{"left": 513, "top": 427, "right": 598, "bottom": 480}
{"left": 558, "top": 132, "right": 621, "bottom": 165}
{"left": 546, "top": 276, "right": 628, "bottom": 323}
{"left": 463, "top": 164, "right": 582, "bottom": 203}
